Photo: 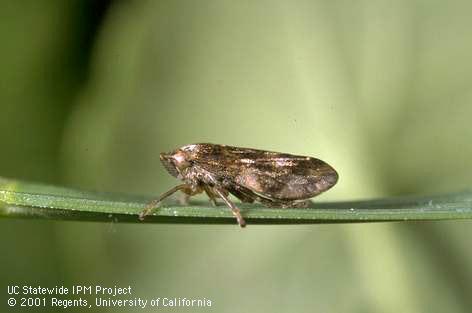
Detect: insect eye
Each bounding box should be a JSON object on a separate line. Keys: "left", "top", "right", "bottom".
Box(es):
{"left": 172, "top": 152, "right": 191, "bottom": 170}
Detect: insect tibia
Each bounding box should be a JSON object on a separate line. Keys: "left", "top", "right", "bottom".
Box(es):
{"left": 212, "top": 187, "right": 246, "bottom": 227}
{"left": 259, "top": 198, "right": 311, "bottom": 209}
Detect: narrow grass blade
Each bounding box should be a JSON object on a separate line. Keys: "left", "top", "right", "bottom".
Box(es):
{"left": 1, "top": 177, "right": 472, "bottom": 225}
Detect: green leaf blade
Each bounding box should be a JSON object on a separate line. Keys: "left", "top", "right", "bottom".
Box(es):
{"left": 1, "top": 177, "right": 472, "bottom": 225}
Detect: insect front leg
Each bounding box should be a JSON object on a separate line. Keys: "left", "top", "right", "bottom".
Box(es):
{"left": 212, "top": 186, "right": 246, "bottom": 228}
{"left": 139, "top": 184, "right": 196, "bottom": 220}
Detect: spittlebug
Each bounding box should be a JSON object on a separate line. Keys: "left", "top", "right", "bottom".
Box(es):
{"left": 139, "top": 143, "right": 338, "bottom": 227}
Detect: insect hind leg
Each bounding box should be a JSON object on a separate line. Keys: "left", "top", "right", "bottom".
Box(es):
{"left": 228, "top": 186, "right": 256, "bottom": 204}
{"left": 212, "top": 187, "right": 246, "bottom": 227}
{"left": 203, "top": 185, "right": 219, "bottom": 206}
{"left": 257, "top": 197, "right": 311, "bottom": 209}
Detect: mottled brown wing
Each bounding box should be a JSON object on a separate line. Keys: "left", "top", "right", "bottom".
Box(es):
{"left": 190, "top": 144, "right": 338, "bottom": 201}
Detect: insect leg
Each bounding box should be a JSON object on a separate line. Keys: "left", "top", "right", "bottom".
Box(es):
{"left": 228, "top": 185, "right": 256, "bottom": 203}
{"left": 284, "top": 200, "right": 311, "bottom": 208}
{"left": 178, "top": 193, "right": 191, "bottom": 205}
{"left": 212, "top": 187, "right": 246, "bottom": 227}
{"left": 139, "top": 184, "right": 190, "bottom": 220}
{"left": 203, "top": 185, "right": 218, "bottom": 206}
{"left": 258, "top": 197, "right": 310, "bottom": 208}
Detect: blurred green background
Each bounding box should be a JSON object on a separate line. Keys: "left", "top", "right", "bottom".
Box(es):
{"left": 1, "top": 1, "right": 472, "bottom": 312}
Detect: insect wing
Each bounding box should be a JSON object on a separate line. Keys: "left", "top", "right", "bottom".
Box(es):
{"left": 233, "top": 156, "right": 337, "bottom": 200}
{"left": 191, "top": 144, "right": 338, "bottom": 201}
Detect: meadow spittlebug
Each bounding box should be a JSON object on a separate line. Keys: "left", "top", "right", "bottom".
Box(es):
{"left": 139, "top": 143, "right": 338, "bottom": 227}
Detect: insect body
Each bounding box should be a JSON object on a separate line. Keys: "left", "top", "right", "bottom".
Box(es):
{"left": 139, "top": 143, "right": 338, "bottom": 227}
